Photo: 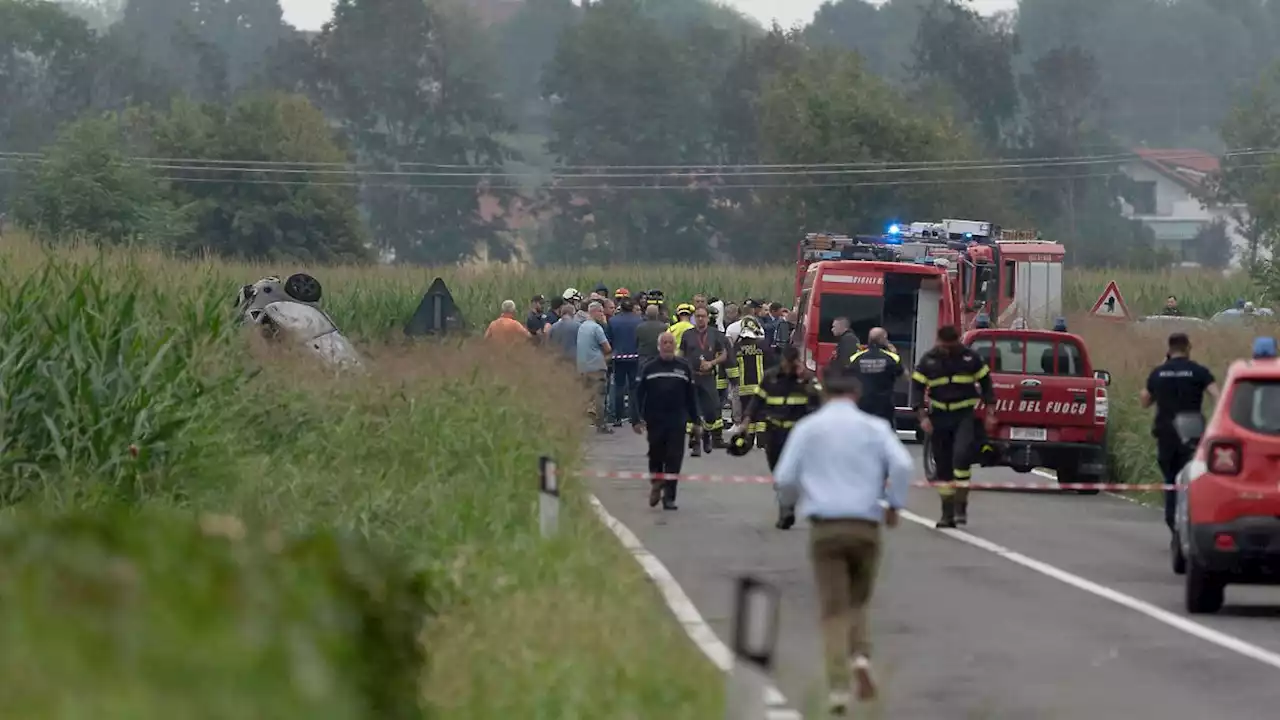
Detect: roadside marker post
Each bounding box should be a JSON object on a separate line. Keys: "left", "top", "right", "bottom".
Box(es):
{"left": 725, "top": 576, "right": 782, "bottom": 720}
{"left": 539, "top": 456, "right": 559, "bottom": 538}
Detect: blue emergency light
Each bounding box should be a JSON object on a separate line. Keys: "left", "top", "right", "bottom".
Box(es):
{"left": 887, "top": 224, "right": 901, "bottom": 235}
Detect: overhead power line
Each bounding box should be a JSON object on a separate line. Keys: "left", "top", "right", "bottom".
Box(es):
{"left": 0, "top": 167, "right": 1148, "bottom": 190}
{"left": 0, "top": 147, "right": 1273, "bottom": 176}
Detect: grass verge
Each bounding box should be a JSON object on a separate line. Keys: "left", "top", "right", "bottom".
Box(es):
{"left": 0, "top": 241, "right": 723, "bottom": 718}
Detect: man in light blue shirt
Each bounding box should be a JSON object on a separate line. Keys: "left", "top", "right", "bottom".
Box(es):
{"left": 772, "top": 364, "right": 912, "bottom": 715}
{"left": 577, "top": 301, "right": 612, "bottom": 432}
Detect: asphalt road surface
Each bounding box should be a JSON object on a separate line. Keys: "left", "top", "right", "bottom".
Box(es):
{"left": 588, "top": 430, "right": 1280, "bottom": 719}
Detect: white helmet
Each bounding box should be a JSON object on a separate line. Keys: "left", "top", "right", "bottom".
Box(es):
{"left": 562, "top": 287, "right": 582, "bottom": 302}
{"left": 739, "top": 316, "right": 765, "bottom": 340}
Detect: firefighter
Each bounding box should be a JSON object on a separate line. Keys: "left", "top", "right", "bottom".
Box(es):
{"left": 679, "top": 306, "right": 730, "bottom": 456}
{"left": 744, "top": 345, "right": 821, "bottom": 530}
{"left": 733, "top": 316, "right": 774, "bottom": 445}
{"left": 848, "top": 327, "right": 903, "bottom": 427}
{"left": 632, "top": 331, "right": 702, "bottom": 511}
{"left": 911, "top": 325, "right": 997, "bottom": 529}
{"left": 670, "top": 303, "right": 695, "bottom": 347}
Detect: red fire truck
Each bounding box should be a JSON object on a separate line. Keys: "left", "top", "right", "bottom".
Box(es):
{"left": 792, "top": 220, "right": 1066, "bottom": 431}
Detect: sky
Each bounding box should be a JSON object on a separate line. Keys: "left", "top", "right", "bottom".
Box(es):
{"left": 278, "top": 0, "right": 1020, "bottom": 33}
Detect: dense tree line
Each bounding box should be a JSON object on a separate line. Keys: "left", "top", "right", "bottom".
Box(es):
{"left": 2, "top": 0, "right": 1278, "bottom": 272}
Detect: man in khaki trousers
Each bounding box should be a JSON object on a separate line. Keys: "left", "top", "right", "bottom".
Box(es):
{"left": 772, "top": 364, "right": 913, "bottom": 715}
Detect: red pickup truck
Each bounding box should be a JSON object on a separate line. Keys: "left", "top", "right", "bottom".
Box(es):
{"left": 926, "top": 329, "right": 1113, "bottom": 493}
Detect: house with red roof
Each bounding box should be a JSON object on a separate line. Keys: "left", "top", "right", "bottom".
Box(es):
{"left": 1118, "top": 148, "right": 1253, "bottom": 267}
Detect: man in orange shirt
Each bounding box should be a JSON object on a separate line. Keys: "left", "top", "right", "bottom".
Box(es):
{"left": 485, "top": 300, "right": 530, "bottom": 343}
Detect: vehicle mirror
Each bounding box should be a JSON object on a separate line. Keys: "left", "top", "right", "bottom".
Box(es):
{"left": 1093, "top": 369, "right": 1111, "bottom": 386}
{"left": 1173, "top": 412, "right": 1205, "bottom": 447}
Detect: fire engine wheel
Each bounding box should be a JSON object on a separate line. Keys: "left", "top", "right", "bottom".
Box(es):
{"left": 1055, "top": 466, "right": 1100, "bottom": 496}
{"left": 922, "top": 435, "right": 938, "bottom": 482}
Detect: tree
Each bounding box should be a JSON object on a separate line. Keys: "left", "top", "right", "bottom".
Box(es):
{"left": 911, "top": 0, "right": 1019, "bottom": 148}
{"left": 805, "top": 0, "right": 931, "bottom": 80}
{"left": 143, "top": 94, "right": 371, "bottom": 262}
{"left": 0, "top": 0, "right": 97, "bottom": 153}
{"left": 541, "top": 0, "right": 726, "bottom": 263}
{"left": 1216, "top": 63, "right": 1280, "bottom": 272}
{"left": 111, "top": 0, "right": 290, "bottom": 99}
{"left": 1193, "top": 218, "right": 1233, "bottom": 270}
{"left": 307, "top": 0, "right": 517, "bottom": 264}
{"left": 751, "top": 47, "right": 1014, "bottom": 260}
{"left": 11, "top": 113, "right": 187, "bottom": 246}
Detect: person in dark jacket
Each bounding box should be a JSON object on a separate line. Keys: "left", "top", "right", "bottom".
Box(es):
{"left": 633, "top": 332, "right": 701, "bottom": 511}
{"left": 848, "top": 327, "right": 903, "bottom": 426}
{"left": 831, "top": 316, "right": 862, "bottom": 369}
{"left": 608, "top": 298, "right": 644, "bottom": 426}
{"left": 744, "top": 346, "right": 821, "bottom": 529}
{"left": 912, "top": 326, "right": 997, "bottom": 528}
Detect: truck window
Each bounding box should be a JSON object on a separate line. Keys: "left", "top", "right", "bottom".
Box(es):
{"left": 1229, "top": 380, "right": 1280, "bottom": 435}
{"left": 1002, "top": 261, "right": 1016, "bottom": 299}
{"left": 817, "top": 293, "right": 882, "bottom": 344}
{"left": 984, "top": 338, "right": 1085, "bottom": 376}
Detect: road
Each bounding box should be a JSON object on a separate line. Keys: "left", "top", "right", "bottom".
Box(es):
{"left": 588, "top": 430, "right": 1280, "bottom": 718}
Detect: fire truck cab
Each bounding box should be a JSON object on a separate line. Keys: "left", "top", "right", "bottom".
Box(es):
{"left": 793, "top": 232, "right": 962, "bottom": 432}
{"left": 792, "top": 221, "right": 1066, "bottom": 431}
{"left": 894, "top": 220, "right": 1066, "bottom": 330}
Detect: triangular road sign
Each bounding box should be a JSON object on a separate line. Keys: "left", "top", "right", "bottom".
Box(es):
{"left": 404, "top": 277, "right": 467, "bottom": 337}
{"left": 1089, "top": 280, "right": 1131, "bottom": 320}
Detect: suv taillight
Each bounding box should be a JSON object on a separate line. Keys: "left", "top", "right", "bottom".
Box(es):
{"left": 1206, "top": 440, "right": 1242, "bottom": 475}
{"left": 1094, "top": 386, "right": 1108, "bottom": 422}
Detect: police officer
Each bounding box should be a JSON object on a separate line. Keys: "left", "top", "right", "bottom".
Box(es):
{"left": 679, "top": 306, "right": 731, "bottom": 455}
{"left": 912, "top": 325, "right": 997, "bottom": 528}
{"left": 633, "top": 332, "right": 702, "bottom": 511}
{"left": 849, "top": 327, "right": 903, "bottom": 426}
{"left": 744, "top": 346, "right": 821, "bottom": 530}
{"left": 1140, "top": 333, "right": 1220, "bottom": 533}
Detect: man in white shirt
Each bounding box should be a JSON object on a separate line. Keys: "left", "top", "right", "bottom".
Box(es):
{"left": 773, "top": 363, "right": 912, "bottom": 715}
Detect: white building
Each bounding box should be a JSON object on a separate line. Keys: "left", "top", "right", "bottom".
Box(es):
{"left": 1117, "top": 148, "right": 1255, "bottom": 268}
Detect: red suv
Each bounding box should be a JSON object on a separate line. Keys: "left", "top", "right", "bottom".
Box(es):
{"left": 1172, "top": 358, "right": 1280, "bottom": 614}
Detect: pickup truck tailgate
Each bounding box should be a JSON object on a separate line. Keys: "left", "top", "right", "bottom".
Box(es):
{"left": 988, "top": 376, "right": 1097, "bottom": 431}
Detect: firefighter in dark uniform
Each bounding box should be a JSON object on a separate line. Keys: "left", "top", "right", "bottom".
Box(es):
{"left": 744, "top": 345, "right": 821, "bottom": 530}
{"left": 632, "top": 331, "right": 701, "bottom": 511}
{"left": 679, "top": 306, "right": 730, "bottom": 456}
{"left": 912, "top": 325, "right": 997, "bottom": 529}
{"left": 733, "top": 316, "right": 774, "bottom": 447}
{"left": 848, "top": 326, "right": 903, "bottom": 426}
{"left": 1140, "top": 332, "right": 1220, "bottom": 533}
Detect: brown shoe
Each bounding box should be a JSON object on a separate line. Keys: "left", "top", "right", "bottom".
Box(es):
{"left": 648, "top": 480, "right": 662, "bottom": 508}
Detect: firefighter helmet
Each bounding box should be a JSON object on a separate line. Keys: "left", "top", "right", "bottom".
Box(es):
{"left": 739, "top": 316, "right": 765, "bottom": 340}
{"left": 676, "top": 303, "right": 695, "bottom": 317}
{"left": 562, "top": 287, "right": 582, "bottom": 302}
{"left": 726, "top": 432, "right": 753, "bottom": 457}
{"left": 615, "top": 287, "right": 631, "bottom": 299}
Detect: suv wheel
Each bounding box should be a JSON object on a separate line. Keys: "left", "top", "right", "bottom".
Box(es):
{"left": 1171, "top": 532, "right": 1186, "bottom": 575}
{"left": 1185, "top": 564, "right": 1225, "bottom": 614}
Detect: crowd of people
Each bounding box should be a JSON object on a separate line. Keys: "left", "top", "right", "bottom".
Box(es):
{"left": 486, "top": 284, "right": 799, "bottom": 435}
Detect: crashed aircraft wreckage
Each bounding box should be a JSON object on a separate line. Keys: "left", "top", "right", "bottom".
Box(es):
{"left": 234, "top": 273, "right": 363, "bottom": 369}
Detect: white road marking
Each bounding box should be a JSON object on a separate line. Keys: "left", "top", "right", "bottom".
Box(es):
{"left": 589, "top": 496, "right": 804, "bottom": 719}
{"left": 897, "top": 509, "right": 1280, "bottom": 672}
{"left": 1031, "top": 467, "right": 1154, "bottom": 507}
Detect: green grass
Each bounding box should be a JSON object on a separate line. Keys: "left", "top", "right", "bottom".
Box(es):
{"left": 0, "top": 236, "right": 723, "bottom": 718}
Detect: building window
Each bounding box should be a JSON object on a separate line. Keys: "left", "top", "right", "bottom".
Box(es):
{"left": 1131, "top": 181, "right": 1157, "bottom": 215}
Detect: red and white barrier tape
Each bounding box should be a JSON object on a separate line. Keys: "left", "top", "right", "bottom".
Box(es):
{"left": 578, "top": 469, "right": 1174, "bottom": 492}
{"left": 611, "top": 354, "right": 641, "bottom": 360}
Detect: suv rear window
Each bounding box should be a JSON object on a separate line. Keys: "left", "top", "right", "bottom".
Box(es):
{"left": 1229, "top": 380, "right": 1280, "bottom": 435}
{"left": 968, "top": 337, "right": 1086, "bottom": 376}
